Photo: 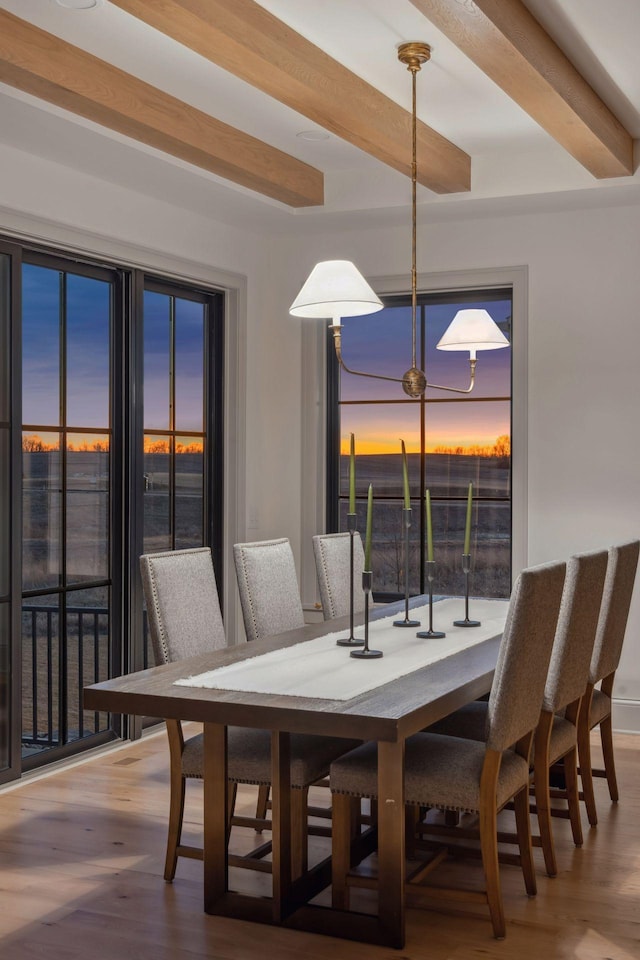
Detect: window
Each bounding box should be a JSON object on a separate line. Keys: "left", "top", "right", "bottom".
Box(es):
{"left": 21, "top": 257, "right": 115, "bottom": 759}
{"left": 142, "top": 279, "right": 224, "bottom": 666}
{"left": 0, "top": 237, "right": 225, "bottom": 775}
{"left": 328, "top": 289, "right": 512, "bottom": 600}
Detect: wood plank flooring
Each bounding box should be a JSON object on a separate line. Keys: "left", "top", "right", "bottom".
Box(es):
{"left": 0, "top": 726, "right": 638, "bottom": 959}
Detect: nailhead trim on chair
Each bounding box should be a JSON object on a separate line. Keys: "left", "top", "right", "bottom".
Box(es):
{"left": 236, "top": 549, "right": 260, "bottom": 643}
{"left": 317, "top": 539, "right": 338, "bottom": 619}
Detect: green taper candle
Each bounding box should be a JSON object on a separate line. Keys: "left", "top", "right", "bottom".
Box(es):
{"left": 463, "top": 481, "right": 473, "bottom": 555}
{"left": 401, "top": 439, "right": 410, "bottom": 509}
{"left": 426, "top": 488, "right": 434, "bottom": 561}
{"left": 349, "top": 433, "right": 356, "bottom": 514}
{"left": 364, "top": 483, "right": 373, "bottom": 570}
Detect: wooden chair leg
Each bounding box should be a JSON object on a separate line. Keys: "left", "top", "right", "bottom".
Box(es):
{"left": 563, "top": 750, "right": 583, "bottom": 847}
{"left": 578, "top": 686, "right": 598, "bottom": 826}
{"left": 578, "top": 725, "right": 598, "bottom": 827}
{"left": 513, "top": 785, "right": 536, "bottom": 897}
{"left": 534, "top": 712, "right": 557, "bottom": 878}
{"left": 479, "top": 800, "right": 504, "bottom": 938}
{"left": 227, "top": 782, "right": 238, "bottom": 844}
{"left": 479, "top": 751, "right": 505, "bottom": 940}
{"left": 349, "top": 797, "right": 363, "bottom": 857}
{"left": 291, "top": 787, "right": 308, "bottom": 880}
{"left": 599, "top": 714, "right": 619, "bottom": 802}
{"left": 165, "top": 770, "right": 186, "bottom": 882}
{"left": 331, "top": 793, "right": 353, "bottom": 910}
{"left": 405, "top": 804, "right": 419, "bottom": 859}
{"left": 255, "top": 784, "right": 270, "bottom": 832}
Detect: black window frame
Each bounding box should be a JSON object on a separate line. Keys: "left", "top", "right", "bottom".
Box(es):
{"left": 0, "top": 234, "right": 225, "bottom": 777}
{"left": 327, "top": 286, "right": 513, "bottom": 601}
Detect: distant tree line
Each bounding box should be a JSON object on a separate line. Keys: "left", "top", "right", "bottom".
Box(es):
{"left": 22, "top": 435, "right": 203, "bottom": 454}
{"left": 431, "top": 434, "right": 510, "bottom": 459}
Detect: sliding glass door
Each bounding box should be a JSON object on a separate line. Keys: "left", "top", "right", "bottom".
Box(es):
{"left": 0, "top": 237, "right": 225, "bottom": 778}
{"left": 142, "top": 280, "right": 224, "bottom": 668}
{"left": 21, "top": 256, "right": 116, "bottom": 764}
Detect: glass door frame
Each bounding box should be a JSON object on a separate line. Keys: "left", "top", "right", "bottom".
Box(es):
{"left": 140, "top": 275, "right": 225, "bottom": 578}
{"left": 20, "top": 249, "right": 124, "bottom": 770}
{"left": 0, "top": 235, "right": 227, "bottom": 769}
{"left": 132, "top": 272, "right": 224, "bottom": 738}
{"left": 0, "top": 240, "right": 22, "bottom": 785}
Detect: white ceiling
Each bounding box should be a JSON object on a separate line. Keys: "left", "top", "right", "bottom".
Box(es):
{"left": 0, "top": 0, "right": 639, "bottom": 233}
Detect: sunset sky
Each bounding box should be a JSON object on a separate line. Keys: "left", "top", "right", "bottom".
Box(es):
{"left": 21, "top": 264, "right": 206, "bottom": 436}
{"left": 338, "top": 298, "right": 511, "bottom": 455}
{"left": 22, "top": 264, "right": 510, "bottom": 458}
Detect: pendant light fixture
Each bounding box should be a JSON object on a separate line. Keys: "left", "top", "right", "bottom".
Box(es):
{"left": 290, "top": 42, "right": 509, "bottom": 397}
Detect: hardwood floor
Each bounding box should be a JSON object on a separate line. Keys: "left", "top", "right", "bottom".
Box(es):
{"left": 0, "top": 726, "right": 638, "bottom": 959}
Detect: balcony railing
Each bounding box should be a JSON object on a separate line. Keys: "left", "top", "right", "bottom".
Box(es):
{"left": 22, "top": 604, "right": 111, "bottom": 752}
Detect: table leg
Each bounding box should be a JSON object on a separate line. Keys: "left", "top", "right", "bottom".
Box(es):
{"left": 377, "top": 740, "right": 406, "bottom": 949}
{"left": 203, "top": 722, "right": 228, "bottom": 912}
{"left": 271, "top": 731, "right": 292, "bottom": 921}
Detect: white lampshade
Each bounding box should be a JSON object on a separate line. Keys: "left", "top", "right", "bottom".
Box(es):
{"left": 289, "top": 260, "right": 383, "bottom": 322}
{"left": 437, "top": 308, "right": 509, "bottom": 360}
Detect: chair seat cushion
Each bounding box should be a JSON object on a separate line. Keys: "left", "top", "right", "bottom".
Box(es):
{"left": 330, "top": 733, "right": 530, "bottom": 814}
{"left": 531, "top": 713, "right": 577, "bottom": 767}
{"left": 589, "top": 688, "right": 611, "bottom": 727}
{"left": 425, "top": 700, "right": 488, "bottom": 741}
{"left": 182, "top": 729, "right": 361, "bottom": 787}
{"left": 548, "top": 714, "right": 577, "bottom": 764}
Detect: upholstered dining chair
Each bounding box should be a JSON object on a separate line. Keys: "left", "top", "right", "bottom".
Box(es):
{"left": 330, "top": 563, "right": 565, "bottom": 939}
{"left": 312, "top": 531, "right": 366, "bottom": 620}
{"left": 233, "top": 537, "right": 306, "bottom": 823}
{"left": 578, "top": 539, "right": 639, "bottom": 826}
{"left": 531, "top": 549, "right": 608, "bottom": 875}
{"left": 141, "top": 546, "right": 359, "bottom": 881}
{"left": 427, "top": 550, "right": 608, "bottom": 877}
{"left": 233, "top": 537, "right": 305, "bottom": 642}
{"left": 329, "top": 560, "right": 566, "bottom": 940}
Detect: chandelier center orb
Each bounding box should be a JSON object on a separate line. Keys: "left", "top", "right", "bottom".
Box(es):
{"left": 402, "top": 366, "right": 427, "bottom": 398}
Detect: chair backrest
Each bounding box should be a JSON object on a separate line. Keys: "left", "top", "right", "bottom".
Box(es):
{"left": 233, "top": 537, "right": 305, "bottom": 642}
{"left": 486, "top": 560, "right": 566, "bottom": 753}
{"left": 312, "top": 532, "right": 366, "bottom": 620}
{"left": 543, "top": 549, "right": 609, "bottom": 714}
{"left": 140, "top": 547, "right": 226, "bottom": 665}
{"left": 589, "top": 540, "right": 639, "bottom": 685}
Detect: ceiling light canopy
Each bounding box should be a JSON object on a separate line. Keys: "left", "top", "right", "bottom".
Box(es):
{"left": 54, "top": 0, "right": 104, "bottom": 9}
{"left": 296, "top": 130, "right": 331, "bottom": 142}
{"left": 290, "top": 42, "right": 509, "bottom": 397}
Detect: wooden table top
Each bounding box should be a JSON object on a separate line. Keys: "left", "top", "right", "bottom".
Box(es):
{"left": 84, "top": 598, "right": 505, "bottom": 743}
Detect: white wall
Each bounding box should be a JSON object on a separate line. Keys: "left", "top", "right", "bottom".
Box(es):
{"left": 281, "top": 199, "right": 640, "bottom": 725}
{"left": 3, "top": 140, "right": 639, "bottom": 726}
{"left": 0, "top": 142, "right": 304, "bottom": 642}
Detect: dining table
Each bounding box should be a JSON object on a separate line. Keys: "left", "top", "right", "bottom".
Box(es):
{"left": 84, "top": 594, "right": 508, "bottom": 949}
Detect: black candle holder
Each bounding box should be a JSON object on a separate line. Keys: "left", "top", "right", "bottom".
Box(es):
{"left": 416, "top": 559, "right": 446, "bottom": 639}
{"left": 453, "top": 553, "right": 481, "bottom": 627}
{"left": 336, "top": 513, "right": 365, "bottom": 647}
{"left": 393, "top": 507, "right": 421, "bottom": 628}
{"left": 350, "top": 571, "right": 383, "bottom": 659}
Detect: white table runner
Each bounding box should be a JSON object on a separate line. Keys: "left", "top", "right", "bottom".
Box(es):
{"left": 175, "top": 597, "right": 508, "bottom": 701}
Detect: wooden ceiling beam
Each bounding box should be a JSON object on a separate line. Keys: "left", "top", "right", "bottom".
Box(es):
{"left": 0, "top": 8, "right": 324, "bottom": 207}
{"left": 110, "top": 0, "right": 471, "bottom": 194}
{"left": 410, "top": 0, "right": 634, "bottom": 179}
